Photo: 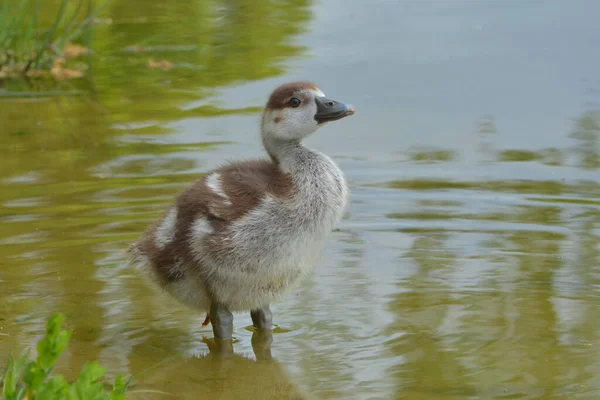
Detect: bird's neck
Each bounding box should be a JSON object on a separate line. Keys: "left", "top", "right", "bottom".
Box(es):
{"left": 262, "top": 133, "right": 321, "bottom": 173}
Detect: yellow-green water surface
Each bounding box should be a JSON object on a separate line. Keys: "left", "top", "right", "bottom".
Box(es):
{"left": 1, "top": 1, "right": 599, "bottom": 399}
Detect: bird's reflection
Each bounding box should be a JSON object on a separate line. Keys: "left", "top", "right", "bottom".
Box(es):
{"left": 201, "top": 329, "right": 273, "bottom": 361}
{"left": 133, "top": 330, "right": 314, "bottom": 400}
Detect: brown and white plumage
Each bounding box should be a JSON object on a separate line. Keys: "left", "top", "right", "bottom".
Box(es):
{"left": 128, "top": 82, "right": 355, "bottom": 339}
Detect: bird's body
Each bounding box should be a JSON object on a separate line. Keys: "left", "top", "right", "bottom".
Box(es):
{"left": 129, "top": 81, "right": 354, "bottom": 340}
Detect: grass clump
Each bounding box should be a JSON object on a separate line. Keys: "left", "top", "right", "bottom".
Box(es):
{"left": 0, "top": 0, "right": 102, "bottom": 80}
{"left": 1, "top": 313, "right": 130, "bottom": 400}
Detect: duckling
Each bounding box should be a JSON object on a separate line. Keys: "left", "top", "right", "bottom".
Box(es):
{"left": 128, "top": 82, "right": 355, "bottom": 340}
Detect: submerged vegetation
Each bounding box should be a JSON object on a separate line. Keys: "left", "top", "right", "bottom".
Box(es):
{"left": 0, "top": 0, "right": 102, "bottom": 80}
{"left": 1, "top": 313, "right": 129, "bottom": 400}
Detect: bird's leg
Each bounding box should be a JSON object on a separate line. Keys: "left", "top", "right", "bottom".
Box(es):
{"left": 250, "top": 305, "right": 273, "bottom": 331}
{"left": 209, "top": 302, "right": 234, "bottom": 340}
{"left": 201, "top": 314, "right": 210, "bottom": 327}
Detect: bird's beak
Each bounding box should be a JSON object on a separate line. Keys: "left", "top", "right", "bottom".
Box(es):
{"left": 314, "top": 96, "right": 355, "bottom": 123}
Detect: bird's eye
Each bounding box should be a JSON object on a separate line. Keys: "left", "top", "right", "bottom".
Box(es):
{"left": 289, "top": 97, "right": 301, "bottom": 108}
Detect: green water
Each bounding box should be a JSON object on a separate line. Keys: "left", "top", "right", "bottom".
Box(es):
{"left": 1, "top": 0, "right": 599, "bottom": 399}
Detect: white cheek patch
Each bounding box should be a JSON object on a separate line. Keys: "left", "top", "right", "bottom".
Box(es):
{"left": 281, "top": 107, "right": 317, "bottom": 138}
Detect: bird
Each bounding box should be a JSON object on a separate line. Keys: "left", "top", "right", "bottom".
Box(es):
{"left": 128, "top": 81, "right": 355, "bottom": 341}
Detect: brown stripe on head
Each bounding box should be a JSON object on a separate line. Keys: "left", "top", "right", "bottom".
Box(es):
{"left": 265, "top": 81, "right": 320, "bottom": 110}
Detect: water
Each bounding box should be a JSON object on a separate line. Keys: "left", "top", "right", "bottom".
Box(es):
{"left": 1, "top": 0, "right": 599, "bottom": 399}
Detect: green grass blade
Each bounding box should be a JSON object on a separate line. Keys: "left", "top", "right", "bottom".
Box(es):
{"left": 28, "top": 0, "right": 69, "bottom": 70}
{"left": 65, "top": 0, "right": 111, "bottom": 45}
{"left": 1, "top": 0, "right": 30, "bottom": 50}
{"left": 0, "top": 1, "right": 12, "bottom": 45}
{"left": 56, "top": 0, "right": 84, "bottom": 51}
{"left": 20, "top": 0, "right": 39, "bottom": 63}
{"left": 31, "top": 0, "right": 41, "bottom": 46}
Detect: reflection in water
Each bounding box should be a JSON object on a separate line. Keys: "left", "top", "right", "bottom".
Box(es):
{"left": 475, "top": 115, "right": 497, "bottom": 161}
{"left": 570, "top": 107, "right": 600, "bottom": 170}
{"left": 408, "top": 147, "right": 458, "bottom": 164}
{"left": 1, "top": 0, "right": 600, "bottom": 399}
{"left": 382, "top": 162, "right": 600, "bottom": 398}
{"left": 129, "top": 346, "right": 312, "bottom": 400}
{"left": 388, "top": 231, "right": 471, "bottom": 399}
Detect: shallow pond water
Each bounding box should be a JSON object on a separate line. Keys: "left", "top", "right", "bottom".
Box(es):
{"left": 1, "top": 0, "right": 600, "bottom": 399}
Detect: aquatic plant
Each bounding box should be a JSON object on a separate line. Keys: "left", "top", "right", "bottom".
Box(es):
{"left": 1, "top": 313, "right": 129, "bottom": 400}
{"left": 0, "top": 0, "right": 103, "bottom": 80}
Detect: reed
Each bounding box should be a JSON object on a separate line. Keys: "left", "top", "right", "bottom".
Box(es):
{"left": 0, "top": 0, "right": 102, "bottom": 80}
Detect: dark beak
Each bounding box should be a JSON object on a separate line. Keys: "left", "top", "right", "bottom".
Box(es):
{"left": 314, "top": 96, "right": 355, "bottom": 123}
